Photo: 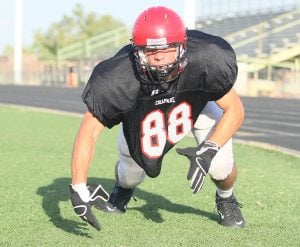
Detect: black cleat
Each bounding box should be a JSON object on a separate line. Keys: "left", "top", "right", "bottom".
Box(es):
{"left": 103, "top": 184, "right": 135, "bottom": 214}
{"left": 216, "top": 193, "right": 245, "bottom": 228}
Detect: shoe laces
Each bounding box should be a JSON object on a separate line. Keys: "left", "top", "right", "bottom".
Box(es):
{"left": 216, "top": 195, "right": 243, "bottom": 220}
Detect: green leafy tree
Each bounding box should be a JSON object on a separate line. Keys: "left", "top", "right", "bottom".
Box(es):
{"left": 33, "top": 4, "right": 128, "bottom": 60}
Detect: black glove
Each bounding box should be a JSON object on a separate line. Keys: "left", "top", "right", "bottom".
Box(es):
{"left": 70, "top": 184, "right": 109, "bottom": 230}
{"left": 176, "top": 141, "right": 220, "bottom": 193}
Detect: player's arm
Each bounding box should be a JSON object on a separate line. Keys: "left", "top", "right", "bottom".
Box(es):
{"left": 70, "top": 110, "right": 109, "bottom": 230}
{"left": 176, "top": 88, "right": 244, "bottom": 193}
{"left": 208, "top": 88, "right": 244, "bottom": 146}
{"left": 71, "top": 110, "right": 104, "bottom": 184}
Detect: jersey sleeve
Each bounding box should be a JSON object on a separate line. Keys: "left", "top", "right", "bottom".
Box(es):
{"left": 184, "top": 31, "right": 238, "bottom": 101}
{"left": 81, "top": 65, "right": 118, "bottom": 128}
{"left": 204, "top": 36, "right": 237, "bottom": 100}
{"left": 81, "top": 48, "right": 139, "bottom": 128}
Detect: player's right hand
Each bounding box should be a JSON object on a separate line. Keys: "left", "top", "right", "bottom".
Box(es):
{"left": 70, "top": 184, "right": 109, "bottom": 231}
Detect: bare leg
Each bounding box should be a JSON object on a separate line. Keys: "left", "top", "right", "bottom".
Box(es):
{"left": 212, "top": 163, "right": 237, "bottom": 190}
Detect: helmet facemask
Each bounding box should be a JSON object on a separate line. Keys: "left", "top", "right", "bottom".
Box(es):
{"left": 133, "top": 43, "right": 187, "bottom": 94}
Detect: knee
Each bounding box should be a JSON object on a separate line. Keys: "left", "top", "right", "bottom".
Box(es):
{"left": 208, "top": 139, "right": 234, "bottom": 180}
{"left": 208, "top": 156, "right": 234, "bottom": 180}
{"left": 117, "top": 161, "right": 146, "bottom": 188}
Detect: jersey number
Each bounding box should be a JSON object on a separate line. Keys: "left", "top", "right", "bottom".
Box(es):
{"left": 141, "top": 102, "right": 192, "bottom": 158}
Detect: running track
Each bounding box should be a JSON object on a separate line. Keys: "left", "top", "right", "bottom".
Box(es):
{"left": 0, "top": 85, "right": 299, "bottom": 156}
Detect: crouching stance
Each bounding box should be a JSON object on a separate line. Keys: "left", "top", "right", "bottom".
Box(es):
{"left": 70, "top": 6, "right": 245, "bottom": 230}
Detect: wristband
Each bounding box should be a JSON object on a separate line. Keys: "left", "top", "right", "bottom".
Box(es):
{"left": 204, "top": 141, "right": 221, "bottom": 150}
{"left": 71, "top": 183, "right": 90, "bottom": 202}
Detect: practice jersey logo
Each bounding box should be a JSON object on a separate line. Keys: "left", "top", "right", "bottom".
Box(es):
{"left": 151, "top": 89, "right": 159, "bottom": 96}
{"left": 155, "top": 97, "right": 175, "bottom": 106}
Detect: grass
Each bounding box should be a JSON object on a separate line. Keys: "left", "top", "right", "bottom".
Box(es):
{"left": 0, "top": 105, "right": 299, "bottom": 247}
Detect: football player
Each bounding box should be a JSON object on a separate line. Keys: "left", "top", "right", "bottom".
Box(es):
{"left": 70, "top": 6, "right": 245, "bottom": 230}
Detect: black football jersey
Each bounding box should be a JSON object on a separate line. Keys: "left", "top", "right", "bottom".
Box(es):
{"left": 82, "top": 30, "right": 237, "bottom": 178}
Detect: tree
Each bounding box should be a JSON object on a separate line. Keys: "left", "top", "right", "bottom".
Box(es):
{"left": 33, "top": 4, "right": 128, "bottom": 60}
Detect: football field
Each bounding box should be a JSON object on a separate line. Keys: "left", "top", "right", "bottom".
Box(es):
{"left": 1, "top": 105, "right": 299, "bottom": 247}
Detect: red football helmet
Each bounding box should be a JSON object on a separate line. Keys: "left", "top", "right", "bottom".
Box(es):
{"left": 132, "top": 6, "right": 187, "bottom": 87}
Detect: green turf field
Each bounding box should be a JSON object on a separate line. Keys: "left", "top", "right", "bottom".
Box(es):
{"left": 0, "top": 105, "right": 299, "bottom": 247}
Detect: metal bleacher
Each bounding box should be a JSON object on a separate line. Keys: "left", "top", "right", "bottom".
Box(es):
{"left": 197, "top": 9, "right": 300, "bottom": 60}
{"left": 58, "top": 9, "right": 299, "bottom": 67}
{"left": 56, "top": 26, "right": 130, "bottom": 62}
{"left": 54, "top": 7, "right": 299, "bottom": 96}
{"left": 196, "top": 12, "right": 278, "bottom": 37}
{"left": 196, "top": 7, "right": 300, "bottom": 97}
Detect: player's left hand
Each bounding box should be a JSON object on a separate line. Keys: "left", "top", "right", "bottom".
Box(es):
{"left": 70, "top": 184, "right": 109, "bottom": 231}
{"left": 176, "top": 141, "right": 220, "bottom": 193}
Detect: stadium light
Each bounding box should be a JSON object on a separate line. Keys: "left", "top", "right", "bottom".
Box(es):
{"left": 14, "top": 0, "right": 23, "bottom": 84}
{"left": 184, "top": 0, "right": 196, "bottom": 29}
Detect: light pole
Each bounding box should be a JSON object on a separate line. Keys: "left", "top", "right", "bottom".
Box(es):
{"left": 14, "top": 0, "right": 23, "bottom": 84}
{"left": 184, "top": 0, "right": 196, "bottom": 29}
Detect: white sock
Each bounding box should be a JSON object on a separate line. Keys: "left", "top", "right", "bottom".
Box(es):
{"left": 216, "top": 187, "right": 233, "bottom": 198}
{"left": 72, "top": 183, "right": 90, "bottom": 202}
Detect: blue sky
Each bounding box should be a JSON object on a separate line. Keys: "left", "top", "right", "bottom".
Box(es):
{"left": 0, "top": 0, "right": 184, "bottom": 53}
